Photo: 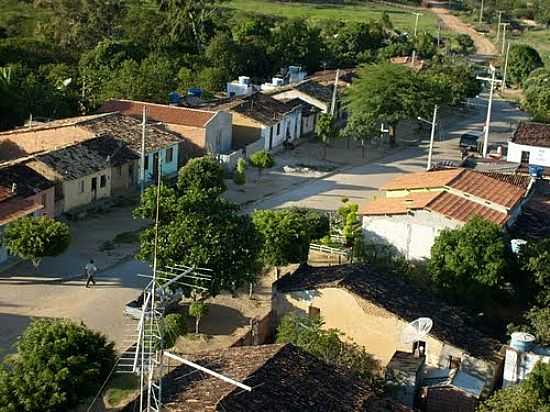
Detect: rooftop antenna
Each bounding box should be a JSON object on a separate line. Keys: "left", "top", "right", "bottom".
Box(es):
{"left": 400, "top": 317, "right": 433, "bottom": 356}
{"left": 110, "top": 158, "right": 252, "bottom": 412}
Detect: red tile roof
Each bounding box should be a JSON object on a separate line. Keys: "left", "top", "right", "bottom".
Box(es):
{"left": 382, "top": 169, "right": 463, "bottom": 191}
{"left": 98, "top": 99, "right": 216, "bottom": 128}
{"left": 0, "top": 198, "right": 43, "bottom": 225}
{"left": 361, "top": 192, "right": 440, "bottom": 215}
{"left": 426, "top": 192, "right": 508, "bottom": 225}
{"left": 447, "top": 169, "right": 526, "bottom": 208}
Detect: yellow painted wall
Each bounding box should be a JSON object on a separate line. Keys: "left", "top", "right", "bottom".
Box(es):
{"left": 274, "top": 287, "right": 486, "bottom": 372}
{"left": 62, "top": 169, "right": 111, "bottom": 211}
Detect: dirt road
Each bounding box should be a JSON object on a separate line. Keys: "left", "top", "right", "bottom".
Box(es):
{"left": 430, "top": 2, "right": 497, "bottom": 56}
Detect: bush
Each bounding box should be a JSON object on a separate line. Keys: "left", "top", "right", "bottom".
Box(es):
{"left": 249, "top": 151, "right": 274, "bottom": 174}
{"left": 162, "top": 313, "right": 187, "bottom": 348}
{"left": 233, "top": 158, "right": 246, "bottom": 185}
{"left": 0, "top": 319, "right": 115, "bottom": 412}
{"left": 507, "top": 44, "right": 544, "bottom": 86}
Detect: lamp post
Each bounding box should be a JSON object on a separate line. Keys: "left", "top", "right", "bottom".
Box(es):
{"left": 500, "top": 22, "right": 510, "bottom": 54}
{"left": 496, "top": 11, "right": 503, "bottom": 44}
{"left": 418, "top": 105, "right": 438, "bottom": 170}
{"left": 476, "top": 66, "right": 503, "bottom": 158}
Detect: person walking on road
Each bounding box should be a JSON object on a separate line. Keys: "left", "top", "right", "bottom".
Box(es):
{"left": 85, "top": 259, "right": 97, "bottom": 288}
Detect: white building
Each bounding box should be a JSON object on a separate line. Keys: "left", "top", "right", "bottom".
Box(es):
{"left": 361, "top": 169, "right": 531, "bottom": 260}
{"left": 227, "top": 76, "right": 255, "bottom": 97}
{"left": 507, "top": 122, "right": 550, "bottom": 168}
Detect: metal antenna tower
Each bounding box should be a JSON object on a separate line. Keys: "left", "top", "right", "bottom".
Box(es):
{"left": 118, "top": 157, "right": 252, "bottom": 412}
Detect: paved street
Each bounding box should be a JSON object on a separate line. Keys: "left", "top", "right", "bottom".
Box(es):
{"left": 248, "top": 95, "right": 528, "bottom": 212}
{"left": 0, "top": 260, "right": 150, "bottom": 357}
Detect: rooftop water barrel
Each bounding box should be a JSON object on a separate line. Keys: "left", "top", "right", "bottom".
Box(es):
{"left": 187, "top": 88, "right": 202, "bottom": 97}
{"left": 528, "top": 164, "right": 544, "bottom": 178}
{"left": 510, "top": 332, "right": 536, "bottom": 352}
{"left": 238, "top": 76, "right": 251, "bottom": 85}
{"left": 168, "top": 91, "right": 181, "bottom": 105}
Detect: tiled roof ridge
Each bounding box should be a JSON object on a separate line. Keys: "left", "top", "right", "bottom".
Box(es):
{"left": 106, "top": 98, "right": 217, "bottom": 116}
{"left": 0, "top": 113, "right": 114, "bottom": 136}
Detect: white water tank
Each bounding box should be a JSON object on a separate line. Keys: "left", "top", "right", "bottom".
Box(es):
{"left": 510, "top": 332, "right": 536, "bottom": 352}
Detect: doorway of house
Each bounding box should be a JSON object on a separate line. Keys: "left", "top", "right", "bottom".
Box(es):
{"left": 91, "top": 177, "right": 97, "bottom": 201}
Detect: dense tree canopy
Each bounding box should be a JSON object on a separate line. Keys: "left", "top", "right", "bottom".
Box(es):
{"left": 345, "top": 63, "right": 435, "bottom": 146}
{"left": 428, "top": 216, "right": 512, "bottom": 308}
{"left": 3, "top": 216, "right": 71, "bottom": 267}
{"left": 523, "top": 68, "right": 550, "bottom": 122}
{"left": 507, "top": 44, "right": 544, "bottom": 86}
{"left": 134, "top": 157, "right": 261, "bottom": 296}
{"left": 0, "top": 319, "right": 115, "bottom": 412}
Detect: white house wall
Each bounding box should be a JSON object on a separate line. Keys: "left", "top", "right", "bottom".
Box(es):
{"left": 507, "top": 141, "right": 550, "bottom": 167}
{"left": 205, "top": 111, "right": 233, "bottom": 154}
{"left": 362, "top": 211, "right": 460, "bottom": 260}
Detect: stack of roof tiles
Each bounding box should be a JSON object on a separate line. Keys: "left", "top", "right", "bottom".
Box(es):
{"left": 362, "top": 168, "right": 529, "bottom": 225}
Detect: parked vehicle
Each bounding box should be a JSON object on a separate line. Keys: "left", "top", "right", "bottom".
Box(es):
{"left": 459, "top": 131, "right": 482, "bottom": 151}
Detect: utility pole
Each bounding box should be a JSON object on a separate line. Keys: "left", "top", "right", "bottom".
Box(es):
{"left": 330, "top": 68, "right": 340, "bottom": 117}
{"left": 476, "top": 66, "right": 502, "bottom": 158}
{"left": 427, "top": 105, "right": 438, "bottom": 170}
{"left": 141, "top": 106, "right": 146, "bottom": 195}
{"left": 479, "top": 0, "right": 484, "bottom": 23}
{"left": 413, "top": 12, "right": 422, "bottom": 37}
{"left": 495, "top": 11, "right": 503, "bottom": 44}
{"left": 501, "top": 22, "right": 510, "bottom": 54}
{"left": 502, "top": 41, "right": 511, "bottom": 91}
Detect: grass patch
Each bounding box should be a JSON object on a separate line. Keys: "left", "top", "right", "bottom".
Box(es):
{"left": 113, "top": 230, "right": 140, "bottom": 244}
{"left": 104, "top": 374, "right": 139, "bottom": 408}
{"left": 226, "top": 0, "right": 439, "bottom": 32}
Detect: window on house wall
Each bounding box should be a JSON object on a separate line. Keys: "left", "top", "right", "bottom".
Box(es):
{"left": 276, "top": 123, "right": 281, "bottom": 135}
{"left": 80, "top": 180, "right": 85, "bottom": 193}
{"left": 521, "top": 151, "right": 530, "bottom": 164}
{"left": 166, "top": 147, "right": 174, "bottom": 163}
{"left": 144, "top": 155, "right": 149, "bottom": 170}
{"left": 118, "top": 166, "right": 122, "bottom": 176}
{"left": 41, "top": 194, "right": 47, "bottom": 207}
{"left": 100, "top": 175, "right": 106, "bottom": 188}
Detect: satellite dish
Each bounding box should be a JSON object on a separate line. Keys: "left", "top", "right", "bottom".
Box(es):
{"left": 400, "top": 317, "right": 433, "bottom": 344}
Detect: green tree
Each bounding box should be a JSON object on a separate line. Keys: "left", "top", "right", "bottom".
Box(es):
{"left": 196, "top": 66, "right": 227, "bottom": 92}
{"left": 162, "top": 313, "right": 187, "bottom": 348}
{"left": 276, "top": 314, "right": 379, "bottom": 384}
{"left": 507, "top": 44, "right": 544, "bottom": 86}
{"left": 345, "top": 63, "right": 435, "bottom": 146}
{"left": 189, "top": 301, "right": 208, "bottom": 334}
{"left": 478, "top": 362, "right": 550, "bottom": 412}
{"left": 428, "top": 216, "right": 512, "bottom": 308}
{"left": 523, "top": 68, "right": 550, "bottom": 122}
{"left": 249, "top": 150, "right": 274, "bottom": 175}
{"left": 177, "top": 156, "right": 226, "bottom": 196}
{"left": 134, "top": 176, "right": 261, "bottom": 297}
{"left": 315, "top": 113, "right": 338, "bottom": 159}
{"left": 270, "top": 18, "right": 322, "bottom": 72}
{"left": 336, "top": 200, "right": 361, "bottom": 247}
{"left": 101, "top": 54, "right": 177, "bottom": 103}
{"left": 3, "top": 216, "right": 70, "bottom": 268}
{"left": 0, "top": 319, "right": 115, "bottom": 412}
{"left": 34, "top": 0, "right": 127, "bottom": 51}
{"left": 252, "top": 208, "right": 325, "bottom": 277}
{"left": 424, "top": 58, "right": 482, "bottom": 106}
{"left": 517, "top": 238, "right": 550, "bottom": 305}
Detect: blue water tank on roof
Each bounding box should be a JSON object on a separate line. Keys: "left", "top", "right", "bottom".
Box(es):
{"left": 528, "top": 164, "right": 544, "bottom": 178}
{"left": 187, "top": 88, "right": 202, "bottom": 97}
{"left": 168, "top": 91, "right": 181, "bottom": 105}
